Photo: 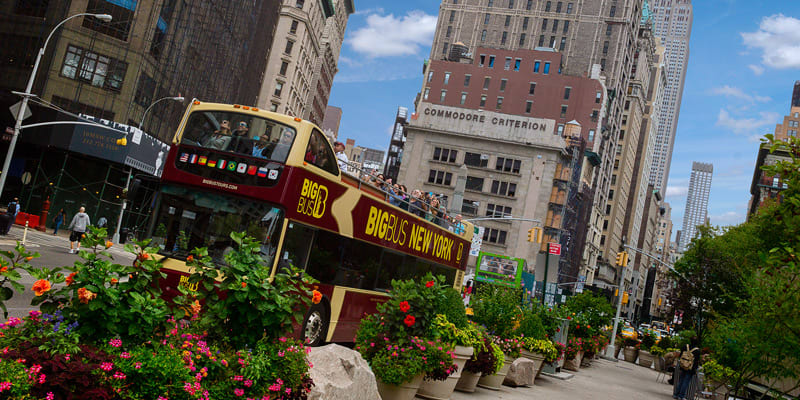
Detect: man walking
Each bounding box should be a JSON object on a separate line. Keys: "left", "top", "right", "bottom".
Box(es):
{"left": 2, "top": 197, "right": 20, "bottom": 234}
{"left": 68, "top": 207, "right": 91, "bottom": 254}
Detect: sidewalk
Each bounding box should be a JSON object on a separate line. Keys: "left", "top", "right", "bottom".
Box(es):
{"left": 452, "top": 358, "right": 674, "bottom": 400}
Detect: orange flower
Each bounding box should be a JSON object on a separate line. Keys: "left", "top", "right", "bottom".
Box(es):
{"left": 81, "top": 234, "right": 86, "bottom": 238}
{"left": 24, "top": 256, "right": 33, "bottom": 261}
{"left": 186, "top": 255, "right": 194, "bottom": 263}
{"left": 0, "top": 266, "right": 7, "bottom": 273}
{"left": 140, "top": 253, "right": 149, "bottom": 260}
{"left": 312, "top": 290, "right": 322, "bottom": 304}
{"left": 32, "top": 279, "right": 51, "bottom": 296}
{"left": 110, "top": 278, "right": 118, "bottom": 285}
{"left": 78, "top": 287, "right": 97, "bottom": 304}
{"left": 65, "top": 272, "right": 77, "bottom": 286}
{"left": 190, "top": 300, "right": 202, "bottom": 315}
{"left": 105, "top": 241, "right": 113, "bottom": 248}
{"left": 241, "top": 282, "right": 247, "bottom": 288}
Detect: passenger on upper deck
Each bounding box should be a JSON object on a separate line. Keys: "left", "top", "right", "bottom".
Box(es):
{"left": 230, "top": 121, "right": 253, "bottom": 154}
{"left": 252, "top": 135, "right": 272, "bottom": 158}
{"left": 206, "top": 120, "right": 232, "bottom": 150}
{"left": 334, "top": 141, "right": 349, "bottom": 173}
{"left": 270, "top": 128, "right": 294, "bottom": 161}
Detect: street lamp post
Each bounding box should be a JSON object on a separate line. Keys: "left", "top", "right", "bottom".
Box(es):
{"left": 111, "top": 96, "right": 184, "bottom": 244}
{"left": 0, "top": 13, "right": 112, "bottom": 199}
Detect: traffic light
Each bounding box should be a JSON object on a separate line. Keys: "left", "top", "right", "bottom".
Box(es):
{"left": 622, "top": 291, "right": 629, "bottom": 304}
{"left": 527, "top": 227, "right": 543, "bottom": 243}
{"left": 615, "top": 251, "right": 629, "bottom": 267}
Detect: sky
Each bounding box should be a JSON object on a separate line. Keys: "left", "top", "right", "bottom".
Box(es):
{"left": 328, "top": 0, "right": 800, "bottom": 238}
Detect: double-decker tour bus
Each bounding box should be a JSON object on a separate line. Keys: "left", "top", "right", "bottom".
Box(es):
{"left": 146, "top": 100, "right": 473, "bottom": 345}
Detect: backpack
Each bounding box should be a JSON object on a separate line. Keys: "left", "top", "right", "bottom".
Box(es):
{"left": 679, "top": 344, "right": 698, "bottom": 370}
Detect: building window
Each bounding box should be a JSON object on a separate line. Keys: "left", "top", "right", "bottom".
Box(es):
{"left": 501, "top": 31, "right": 508, "bottom": 45}
{"left": 608, "top": 189, "right": 614, "bottom": 200}
{"left": 295, "top": 0, "right": 304, "bottom": 8}
{"left": 538, "top": 35, "right": 545, "bottom": 46}
{"left": 464, "top": 74, "right": 471, "bottom": 86}
{"left": 496, "top": 97, "right": 504, "bottom": 110}
{"left": 588, "top": 129, "right": 595, "bottom": 142}
{"left": 279, "top": 61, "right": 289, "bottom": 75}
{"left": 483, "top": 77, "right": 491, "bottom": 89}
{"left": 563, "top": 20, "right": 570, "bottom": 33}
{"left": 519, "top": 33, "right": 526, "bottom": 46}
{"left": 606, "top": 24, "right": 613, "bottom": 36}
{"left": 559, "top": 37, "right": 566, "bottom": 51}
{"left": 550, "top": 36, "right": 557, "bottom": 47}
{"left": 489, "top": 55, "right": 495, "bottom": 67}
{"left": 505, "top": 15, "right": 511, "bottom": 27}
{"left": 596, "top": 91, "right": 602, "bottom": 103}
{"left": 270, "top": 103, "right": 279, "bottom": 112}
{"left": 428, "top": 71, "right": 434, "bottom": 82}
{"left": 479, "top": 55, "right": 486, "bottom": 66}
{"left": 483, "top": 228, "right": 507, "bottom": 245}
{"left": 500, "top": 79, "right": 508, "bottom": 92}
{"left": 508, "top": 0, "right": 514, "bottom": 8}
{"left": 534, "top": 61, "right": 541, "bottom": 73}
{"left": 51, "top": 95, "right": 114, "bottom": 121}
{"left": 610, "top": 5, "right": 616, "bottom": 17}
{"left": 462, "top": 199, "right": 480, "bottom": 215}
{"left": 481, "top": 29, "right": 488, "bottom": 41}
{"left": 496, "top": 157, "right": 521, "bottom": 173}
{"left": 460, "top": 92, "right": 468, "bottom": 105}
{"left": 591, "top": 110, "right": 599, "bottom": 121}
{"left": 466, "top": 176, "right": 485, "bottom": 191}
{"left": 274, "top": 81, "right": 284, "bottom": 97}
{"left": 557, "top": 124, "right": 565, "bottom": 135}
{"left": 480, "top": 95, "right": 487, "bottom": 107}
{"left": 600, "top": 58, "right": 606, "bottom": 70}
{"left": 444, "top": 72, "right": 451, "bottom": 85}
{"left": 84, "top": 0, "right": 135, "bottom": 41}
{"left": 564, "top": 87, "right": 571, "bottom": 100}
{"left": 542, "top": 19, "right": 548, "bottom": 30}
{"left": 543, "top": 62, "right": 551, "bottom": 74}
{"left": 560, "top": 104, "right": 567, "bottom": 117}
{"left": 465, "top": 152, "right": 489, "bottom": 168}
{"left": 552, "top": 20, "right": 559, "bottom": 33}
{"left": 428, "top": 170, "right": 454, "bottom": 186}
{"left": 490, "top": 180, "right": 517, "bottom": 197}
{"left": 61, "top": 45, "right": 127, "bottom": 92}
{"left": 523, "top": 17, "right": 529, "bottom": 30}
{"left": 443, "top": 42, "right": 449, "bottom": 55}
{"left": 525, "top": 101, "right": 533, "bottom": 113}
{"left": 556, "top": 1, "right": 562, "bottom": 12}
{"left": 486, "top": 204, "right": 512, "bottom": 218}
{"left": 566, "top": 2, "right": 573, "bottom": 13}
{"left": 526, "top": 0, "right": 533, "bottom": 10}
{"left": 446, "top": 26, "right": 452, "bottom": 38}
{"left": 440, "top": 90, "right": 447, "bottom": 102}
{"left": 284, "top": 40, "right": 294, "bottom": 54}
{"left": 488, "top": 0, "right": 494, "bottom": 6}
{"left": 484, "top": 13, "right": 491, "bottom": 24}
{"left": 529, "top": 82, "right": 536, "bottom": 95}
{"left": 433, "top": 147, "right": 458, "bottom": 163}
{"left": 290, "top": 20, "right": 299, "bottom": 34}
{"left": 545, "top": 1, "right": 551, "bottom": 11}
{"left": 504, "top": 57, "right": 512, "bottom": 70}
{"left": 134, "top": 73, "right": 156, "bottom": 107}
{"left": 423, "top": 87, "right": 430, "bottom": 100}
{"left": 603, "top": 41, "right": 609, "bottom": 54}
{"left": 514, "top": 58, "right": 521, "bottom": 70}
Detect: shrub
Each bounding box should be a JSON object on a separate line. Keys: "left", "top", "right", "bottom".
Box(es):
{"left": 372, "top": 273, "right": 449, "bottom": 341}
{"left": 520, "top": 337, "right": 557, "bottom": 361}
{"left": 565, "top": 337, "right": 583, "bottom": 360}
{"left": 551, "top": 341, "right": 566, "bottom": 363}
{"left": 641, "top": 331, "right": 657, "bottom": 350}
{"left": 430, "top": 314, "right": 483, "bottom": 348}
{"left": 492, "top": 336, "right": 522, "bottom": 359}
{"left": 471, "top": 285, "right": 522, "bottom": 339}
{"left": 464, "top": 336, "right": 504, "bottom": 375}
{"left": 657, "top": 335, "right": 673, "bottom": 349}
{"left": 516, "top": 310, "right": 546, "bottom": 340}
{"left": 181, "top": 231, "right": 318, "bottom": 348}
{"left": 650, "top": 345, "right": 666, "bottom": 356}
{"left": 438, "top": 287, "right": 470, "bottom": 329}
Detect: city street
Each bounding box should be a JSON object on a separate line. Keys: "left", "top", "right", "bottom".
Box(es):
{"left": 0, "top": 224, "right": 135, "bottom": 319}
{"left": 453, "top": 359, "right": 674, "bottom": 400}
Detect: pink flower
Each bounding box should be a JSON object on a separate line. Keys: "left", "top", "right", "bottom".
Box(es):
{"left": 46, "top": 392, "right": 54, "bottom": 400}
{"left": 100, "top": 362, "right": 114, "bottom": 371}
{"left": 279, "top": 337, "right": 287, "bottom": 342}
{"left": 234, "top": 388, "right": 245, "bottom": 396}
{"left": 120, "top": 352, "right": 131, "bottom": 359}
{"left": 244, "top": 380, "right": 253, "bottom": 387}
{"left": 29, "top": 310, "right": 42, "bottom": 318}
{"left": 134, "top": 362, "right": 142, "bottom": 369}
{"left": 38, "top": 374, "right": 46, "bottom": 384}
{"left": 113, "top": 372, "right": 126, "bottom": 380}
{"left": 109, "top": 339, "right": 122, "bottom": 348}
{"left": 0, "top": 382, "right": 12, "bottom": 392}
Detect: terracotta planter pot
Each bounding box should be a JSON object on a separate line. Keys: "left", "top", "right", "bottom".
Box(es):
{"left": 477, "top": 356, "right": 513, "bottom": 390}
{"left": 377, "top": 374, "right": 423, "bottom": 400}
{"left": 454, "top": 371, "right": 482, "bottom": 393}
{"left": 417, "top": 346, "right": 473, "bottom": 400}
{"left": 638, "top": 351, "right": 654, "bottom": 368}
{"left": 623, "top": 346, "right": 639, "bottom": 363}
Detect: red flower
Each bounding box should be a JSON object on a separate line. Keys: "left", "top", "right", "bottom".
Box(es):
{"left": 65, "top": 272, "right": 77, "bottom": 286}
{"left": 403, "top": 314, "right": 416, "bottom": 327}
{"left": 186, "top": 255, "right": 194, "bottom": 262}
{"left": 32, "top": 279, "right": 51, "bottom": 296}
{"left": 425, "top": 281, "right": 435, "bottom": 288}
{"left": 399, "top": 301, "right": 411, "bottom": 313}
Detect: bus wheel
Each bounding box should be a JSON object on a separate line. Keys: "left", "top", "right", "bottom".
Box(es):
{"left": 303, "top": 303, "right": 328, "bottom": 347}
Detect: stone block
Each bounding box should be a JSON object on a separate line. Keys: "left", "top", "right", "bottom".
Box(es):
{"left": 503, "top": 357, "right": 536, "bottom": 387}
{"left": 307, "top": 344, "right": 380, "bottom": 400}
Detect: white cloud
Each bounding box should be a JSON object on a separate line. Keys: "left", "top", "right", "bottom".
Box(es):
{"left": 709, "top": 85, "right": 770, "bottom": 103}
{"left": 348, "top": 11, "right": 437, "bottom": 58}
{"left": 741, "top": 14, "right": 800, "bottom": 69}
{"left": 709, "top": 211, "right": 744, "bottom": 227}
{"left": 716, "top": 109, "right": 780, "bottom": 135}
{"left": 748, "top": 64, "right": 765, "bottom": 75}
{"left": 665, "top": 186, "right": 688, "bottom": 197}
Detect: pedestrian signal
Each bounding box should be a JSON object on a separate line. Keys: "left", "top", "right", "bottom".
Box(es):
{"left": 527, "top": 227, "right": 543, "bottom": 243}
{"left": 615, "top": 251, "right": 629, "bottom": 267}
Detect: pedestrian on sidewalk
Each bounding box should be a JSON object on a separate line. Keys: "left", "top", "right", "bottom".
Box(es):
{"left": 53, "top": 208, "right": 65, "bottom": 235}
{"left": 2, "top": 197, "right": 20, "bottom": 235}
{"left": 67, "top": 207, "right": 91, "bottom": 254}
{"left": 674, "top": 337, "right": 701, "bottom": 400}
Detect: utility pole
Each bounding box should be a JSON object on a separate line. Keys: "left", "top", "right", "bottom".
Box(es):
{"left": 603, "top": 248, "right": 629, "bottom": 360}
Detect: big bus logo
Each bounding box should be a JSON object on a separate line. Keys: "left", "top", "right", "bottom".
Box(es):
{"left": 298, "top": 178, "right": 328, "bottom": 219}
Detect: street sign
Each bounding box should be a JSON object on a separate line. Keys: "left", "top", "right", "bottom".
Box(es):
{"left": 576, "top": 275, "right": 586, "bottom": 293}
{"left": 9, "top": 101, "right": 32, "bottom": 121}
{"left": 548, "top": 242, "right": 561, "bottom": 255}
{"left": 20, "top": 172, "right": 31, "bottom": 185}
{"left": 469, "top": 226, "right": 484, "bottom": 256}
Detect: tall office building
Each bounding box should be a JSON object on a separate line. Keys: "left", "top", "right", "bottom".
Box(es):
{"left": 649, "top": 0, "right": 692, "bottom": 192}
{"left": 384, "top": 107, "right": 409, "bottom": 183}
{"left": 679, "top": 162, "right": 712, "bottom": 251}
{"left": 256, "top": 0, "right": 353, "bottom": 125}
{"left": 792, "top": 80, "right": 800, "bottom": 108}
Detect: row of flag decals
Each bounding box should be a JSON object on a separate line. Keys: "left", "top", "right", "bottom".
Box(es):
{"left": 179, "top": 153, "right": 279, "bottom": 180}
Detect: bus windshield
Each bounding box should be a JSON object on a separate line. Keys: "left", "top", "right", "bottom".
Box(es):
{"left": 181, "top": 110, "right": 297, "bottom": 163}
{"left": 151, "top": 185, "right": 284, "bottom": 266}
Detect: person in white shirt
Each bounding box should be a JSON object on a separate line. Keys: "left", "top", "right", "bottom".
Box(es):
{"left": 334, "top": 141, "right": 349, "bottom": 173}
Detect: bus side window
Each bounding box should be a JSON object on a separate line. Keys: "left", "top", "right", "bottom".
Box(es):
{"left": 280, "top": 222, "right": 315, "bottom": 270}
{"left": 307, "top": 129, "right": 339, "bottom": 176}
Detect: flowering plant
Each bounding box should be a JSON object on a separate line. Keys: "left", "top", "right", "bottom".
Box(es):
{"left": 470, "top": 285, "right": 523, "bottom": 339}
{"left": 430, "top": 314, "right": 483, "bottom": 348}
{"left": 180, "top": 231, "right": 319, "bottom": 348}
{"left": 0, "top": 242, "right": 40, "bottom": 318}
{"left": 492, "top": 336, "right": 522, "bottom": 359}
{"left": 623, "top": 337, "right": 641, "bottom": 349}
{"left": 373, "top": 273, "right": 449, "bottom": 340}
{"left": 565, "top": 337, "right": 583, "bottom": 361}
{"left": 550, "top": 341, "right": 566, "bottom": 363}
{"left": 0, "top": 310, "right": 80, "bottom": 355}
{"left": 463, "top": 336, "right": 504, "bottom": 375}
